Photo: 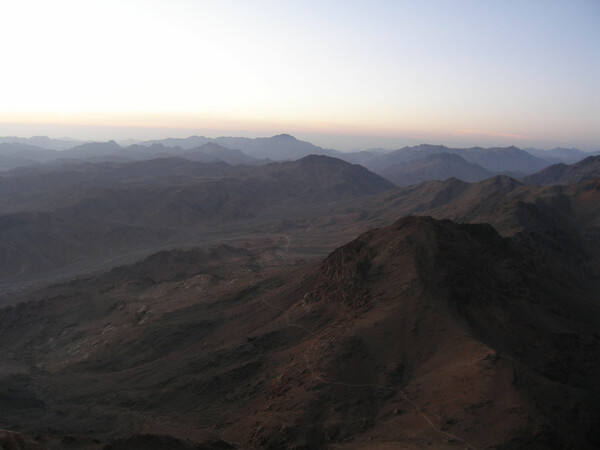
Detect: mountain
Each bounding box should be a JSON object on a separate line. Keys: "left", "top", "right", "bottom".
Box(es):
{"left": 378, "top": 152, "right": 494, "bottom": 186}
{"left": 287, "top": 215, "right": 599, "bottom": 447}
{"left": 0, "top": 155, "right": 394, "bottom": 287}
{"left": 3, "top": 135, "right": 592, "bottom": 176}
{"left": 0, "top": 158, "right": 244, "bottom": 214}
{"left": 0, "top": 142, "right": 58, "bottom": 161}
{"left": 333, "top": 149, "right": 387, "bottom": 168}
{"left": 0, "top": 138, "right": 599, "bottom": 449}
{"left": 140, "top": 134, "right": 340, "bottom": 161}
{"left": 183, "top": 142, "right": 264, "bottom": 165}
{"left": 120, "top": 143, "right": 175, "bottom": 158}
{"left": 61, "top": 140, "right": 123, "bottom": 158}
{"left": 52, "top": 141, "right": 264, "bottom": 167}
{"left": 460, "top": 145, "right": 549, "bottom": 173}
{"left": 325, "top": 173, "right": 600, "bottom": 273}
{"left": 139, "top": 135, "right": 212, "bottom": 149}
{"left": 0, "top": 213, "right": 598, "bottom": 448}
{"left": 525, "top": 147, "right": 590, "bottom": 164}
{"left": 250, "top": 154, "right": 396, "bottom": 199}
{"left": 0, "top": 136, "right": 83, "bottom": 151}
{"left": 350, "top": 144, "right": 453, "bottom": 171}
{"left": 212, "top": 134, "right": 337, "bottom": 160}
{"left": 116, "top": 138, "right": 142, "bottom": 147}
{"left": 0, "top": 143, "right": 59, "bottom": 170}
{"left": 0, "top": 153, "right": 40, "bottom": 171}
{"left": 11, "top": 134, "right": 555, "bottom": 177}
{"left": 345, "top": 144, "right": 550, "bottom": 175}
{"left": 4, "top": 149, "right": 597, "bottom": 293}
{"left": 522, "top": 155, "right": 600, "bottom": 185}
{"left": 122, "top": 142, "right": 265, "bottom": 166}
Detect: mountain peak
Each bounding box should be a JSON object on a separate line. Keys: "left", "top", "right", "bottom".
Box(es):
{"left": 198, "top": 142, "right": 230, "bottom": 151}
{"left": 483, "top": 174, "right": 521, "bottom": 188}
{"left": 273, "top": 133, "right": 296, "bottom": 140}
{"left": 523, "top": 154, "right": 600, "bottom": 185}
{"left": 423, "top": 152, "right": 466, "bottom": 162}
{"left": 308, "top": 215, "right": 503, "bottom": 308}
{"left": 416, "top": 143, "right": 448, "bottom": 150}
{"left": 297, "top": 154, "right": 343, "bottom": 164}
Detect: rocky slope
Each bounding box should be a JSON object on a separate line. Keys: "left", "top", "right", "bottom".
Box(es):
{"left": 522, "top": 155, "right": 600, "bottom": 185}
{"left": 0, "top": 155, "right": 394, "bottom": 288}
{"left": 1, "top": 212, "right": 598, "bottom": 448}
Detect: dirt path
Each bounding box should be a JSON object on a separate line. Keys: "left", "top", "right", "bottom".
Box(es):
{"left": 258, "top": 293, "right": 478, "bottom": 450}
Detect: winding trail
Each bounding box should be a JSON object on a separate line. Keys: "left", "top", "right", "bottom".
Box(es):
{"left": 257, "top": 282, "right": 479, "bottom": 450}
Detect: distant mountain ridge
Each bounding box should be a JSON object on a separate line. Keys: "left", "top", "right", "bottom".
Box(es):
{"left": 0, "top": 143, "right": 59, "bottom": 169}
{"left": 0, "top": 134, "right": 339, "bottom": 171}
{"left": 183, "top": 142, "right": 265, "bottom": 165}
{"left": 524, "top": 146, "right": 590, "bottom": 164}
{"left": 1, "top": 134, "right": 595, "bottom": 182}
{"left": 522, "top": 155, "right": 600, "bottom": 185}
{"left": 0, "top": 154, "right": 395, "bottom": 285}
{"left": 0, "top": 136, "right": 84, "bottom": 150}
{"left": 379, "top": 152, "right": 494, "bottom": 186}
{"left": 141, "top": 133, "right": 339, "bottom": 161}
{"left": 1, "top": 134, "right": 594, "bottom": 163}
{"left": 351, "top": 143, "right": 551, "bottom": 174}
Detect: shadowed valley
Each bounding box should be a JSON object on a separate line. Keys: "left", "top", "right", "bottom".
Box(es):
{"left": 0, "top": 138, "right": 599, "bottom": 449}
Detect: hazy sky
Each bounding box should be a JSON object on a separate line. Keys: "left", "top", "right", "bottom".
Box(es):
{"left": 1, "top": 0, "right": 599, "bottom": 150}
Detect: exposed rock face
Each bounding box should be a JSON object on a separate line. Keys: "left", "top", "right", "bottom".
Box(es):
{"left": 3, "top": 212, "right": 598, "bottom": 448}
{"left": 283, "top": 215, "right": 600, "bottom": 448}
{"left": 305, "top": 235, "right": 374, "bottom": 307}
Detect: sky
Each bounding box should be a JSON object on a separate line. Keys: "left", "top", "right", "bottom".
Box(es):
{"left": 0, "top": 0, "right": 599, "bottom": 151}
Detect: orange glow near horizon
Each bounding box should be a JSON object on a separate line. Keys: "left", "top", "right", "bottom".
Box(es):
{"left": 0, "top": 1, "right": 598, "bottom": 150}
{"left": 0, "top": 111, "right": 439, "bottom": 140}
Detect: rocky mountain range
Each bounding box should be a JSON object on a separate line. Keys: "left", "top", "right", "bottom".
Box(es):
{"left": 1, "top": 134, "right": 596, "bottom": 180}
{"left": 0, "top": 137, "right": 599, "bottom": 449}
{"left": 378, "top": 152, "right": 494, "bottom": 186}
{"left": 522, "top": 155, "right": 600, "bottom": 185}
{"left": 0, "top": 155, "right": 394, "bottom": 290}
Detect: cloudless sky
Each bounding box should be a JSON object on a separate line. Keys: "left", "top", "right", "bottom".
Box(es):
{"left": 1, "top": 0, "right": 598, "bottom": 150}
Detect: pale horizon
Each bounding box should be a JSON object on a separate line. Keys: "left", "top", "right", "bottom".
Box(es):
{"left": 0, "top": 123, "right": 597, "bottom": 153}
{"left": 1, "top": 0, "right": 599, "bottom": 152}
